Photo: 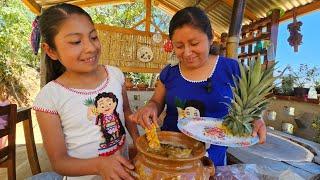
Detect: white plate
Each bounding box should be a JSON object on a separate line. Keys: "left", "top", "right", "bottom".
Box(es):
{"left": 177, "top": 117, "right": 259, "bottom": 147}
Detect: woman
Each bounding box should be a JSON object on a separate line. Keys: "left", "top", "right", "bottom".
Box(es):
{"left": 130, "top": 6, "right": 266, "bottom": 166}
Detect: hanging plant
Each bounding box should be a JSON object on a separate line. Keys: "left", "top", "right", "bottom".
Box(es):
{"left": 287, "top": 10, "right": 303, "bottom": 52}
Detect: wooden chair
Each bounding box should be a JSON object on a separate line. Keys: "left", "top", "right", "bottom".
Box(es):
{"left": 0, "top": 104, "right": 17, "bottom": 180}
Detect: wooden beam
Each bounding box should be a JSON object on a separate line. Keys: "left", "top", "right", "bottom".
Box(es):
{"left": 280, "top": 1, "right": 320, "bottom": 23}
{"left": 121, "top": 67, "right": 161, "bottom": 73}
{"left": 22, "top": 0, "right": 41, "bottom": 15}
{"left": 223, "top": 0, "right": 258, "bottom": 21}
{"left": 145, "top": 0, "right": 151, "bottom": 32}
{"left": 39, "top": 0, "right": 135, "bottom": 8}
{"left": 95, "top": 23, "right": 155, "bottom": 37}
{"left": 154, "top": 0, "right": 179, "bottom": 15}
{"left": 72, "top": 0, "right": 135, "bottom": 7}
{"left": 205, "top": 0, "right": 221, "bottom": 13}
{"left": 131, "top": 19, "right": 146, "bottom": 29}
{"left": 151, "top": 21, "right": 164, "bottom": 34}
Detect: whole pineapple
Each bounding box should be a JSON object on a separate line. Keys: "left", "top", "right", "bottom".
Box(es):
{"left": 223, "top": 58, "right": 277, "bottom": 137}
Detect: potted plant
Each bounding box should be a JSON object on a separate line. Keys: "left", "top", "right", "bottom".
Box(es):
{"left": 308, "top": 66, "right": 320, "bottom": 95}
{"left": 124, "top": 73, "right": 134, "bottom": 89}
{"left": 289, "top": 64, "right": 316, "bottom": 97}
{"left": 127, "top": 72, "right": 150, "bottom": 90}
{"left": 280, "top": 74, "right": 295, "bottom": 96}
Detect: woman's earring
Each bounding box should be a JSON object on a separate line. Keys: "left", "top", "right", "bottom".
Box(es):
{"left": 168, "top": 52, "right": 179, "bottom": 66}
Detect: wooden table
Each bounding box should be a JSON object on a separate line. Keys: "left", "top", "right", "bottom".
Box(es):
{"left": 17, "top": 107, "right": 41, "bottom": 175}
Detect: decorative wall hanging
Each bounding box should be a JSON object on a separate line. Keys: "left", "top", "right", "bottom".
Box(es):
{"left": 163, "top": 39, "right": 173, "bottom": 53}
{"left": 137, "top": 45, "right": 154, "bottom": 62}
{"left": 152, "top": 32, "right": 162, "bottom": 44}
{"left": 287, "top": 9, "right": 303, "bottom": 52}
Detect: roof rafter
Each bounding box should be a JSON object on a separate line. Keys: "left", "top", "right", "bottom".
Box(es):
{"left": 22, "top": 0, "right": 41, "bottom": 15}
{"left": 155, "top": 0, "right": 221, "bottom": 38}
{"left": 279, "top": 1, "right": 320, "bottom": 22}
{"left": 223, "top": 0, "right": 258, "bottom": 21}
{"left": 205, "top": 0, "right": 222, "bottom": 13}
{"left": 72, "top": 0, "right": 135, "bottom": 7}
{"left": 154, "top": 0, "right": 179, "bottom": 15}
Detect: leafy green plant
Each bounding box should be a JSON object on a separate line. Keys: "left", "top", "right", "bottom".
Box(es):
{"left": 125, "top": 72, "right": 152, "bottom": 85}
{"left": 86, "top": 2, "right": 170, "bottom": 33}
{"left": 311, "top": 115, "right": 320, "bottom": 143}
{"left": 281, "top": 74, "right": 295, "bottom": 95}
{"left": 288, "top": 64, "right": 318, "bottom": 88}
{"left": 0, "top": 0, "right": 37, "bottom": 105}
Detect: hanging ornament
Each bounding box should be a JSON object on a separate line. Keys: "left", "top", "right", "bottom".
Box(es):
{"left": 30, "top": 16, "right": 41, "bottom": 55}
{"left": 137, "top": 45, "right": 153, "bottom": 62}
{"left": 152, "top": 32, "right": 162, "bottom": 44}
{"left": 287, "top": 9, "right": 303, "bottom": 52}
{"left": 163, "top": 39, "right": 173, "bottom": 53}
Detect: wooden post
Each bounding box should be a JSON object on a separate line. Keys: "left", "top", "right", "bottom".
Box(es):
{"left": 39, "top": 8, "right": 46, "bottom": 88}
{"left": 226, "top": 0, "right": 246, "bottom": 60}
{"left": 270, "top": 9, "right": 280, "bottom": 57}
{"left": 145, "top": 0, "right": 151, "bottom": 32}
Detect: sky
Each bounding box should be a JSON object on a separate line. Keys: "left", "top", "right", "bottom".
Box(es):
{"left": 276, "top": 10, "right": 320, "bottom": 71}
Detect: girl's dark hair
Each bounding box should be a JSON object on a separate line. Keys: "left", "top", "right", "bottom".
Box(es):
{"left": 169, "top": 6, "right": 217, "bottom": 55}
{"left": 39, "top": 3, "right": 93, "bottom": 83}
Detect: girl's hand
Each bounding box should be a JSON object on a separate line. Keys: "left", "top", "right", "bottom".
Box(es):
{"left": 129, "top": 103, "right": 158, "bottom": 130}
{"left": 252, "top": 119, "right": 267, "bottom": 144}
{"left": 98, "top": 154, "right": 134, "bottom": 180}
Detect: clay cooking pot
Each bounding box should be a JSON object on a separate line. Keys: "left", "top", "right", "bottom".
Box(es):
{"left": 133, "top": 131, "right": 215, "bottom": 179}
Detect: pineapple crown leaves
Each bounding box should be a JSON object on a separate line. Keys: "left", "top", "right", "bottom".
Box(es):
{"left": 84, "top": 97, "right": 95, "bottom": 106}
{"left": 174, "top": 96, "right": 186, "bottom": 108}
{"left": 223, "top": 59, "right": 280, "bottom": 136}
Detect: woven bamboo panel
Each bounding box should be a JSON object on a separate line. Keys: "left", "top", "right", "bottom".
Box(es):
{"left": 96, "top": 24, "right": 170, "bottom": 73}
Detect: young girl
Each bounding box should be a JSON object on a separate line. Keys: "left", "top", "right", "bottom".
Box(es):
{"left": 32, "top": 3, "right": 138, "bottom": 179}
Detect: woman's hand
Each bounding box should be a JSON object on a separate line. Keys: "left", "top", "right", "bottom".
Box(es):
{"left": 130, "top": 80, "right": 166, "bottom": 130}
{"left": 98, "top": 154, "right": 134, "bottom": 180}
{"left": 252, "top": 119, "right": 266, "bottom": 144}
{"left": 129, "top": 102, "right": 159, "bottom": 130}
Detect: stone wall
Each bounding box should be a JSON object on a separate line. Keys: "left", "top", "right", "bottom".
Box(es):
{"left": 263, "top": 98, "right": 319, "bottom": 142}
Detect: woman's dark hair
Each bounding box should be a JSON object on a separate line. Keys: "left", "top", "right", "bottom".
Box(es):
{"left": 169, "top": 6, "right": 216, "bottom": 54}
{"left": 39, "top": 3, "right": 93, "bottom": 83}
{"left": 185, "top": 99, "right": 205, "bottom": 116}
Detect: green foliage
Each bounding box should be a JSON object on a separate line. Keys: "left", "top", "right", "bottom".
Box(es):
{"left": 86, "top": 2, "right": 170, "bottom": 32}
{"left": 125, "top": 72, "right": 152, "bottom": 85}
{"left": 288, "top": 64, "right": 319, "bottom": 88}
{"left": 311, "top": 115, "right": 320, "bottom": 143}
{"left": 281, "top": 74, "right": 295, "bottom": 95}
{"left": 86, "top": 3, "right": 145, "bottom": 28}
{"left": 0, "top": 0, "right": 37, "bottom": 105}
{"left": 174, "top": 97, "right": 186, "bottom": 109}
